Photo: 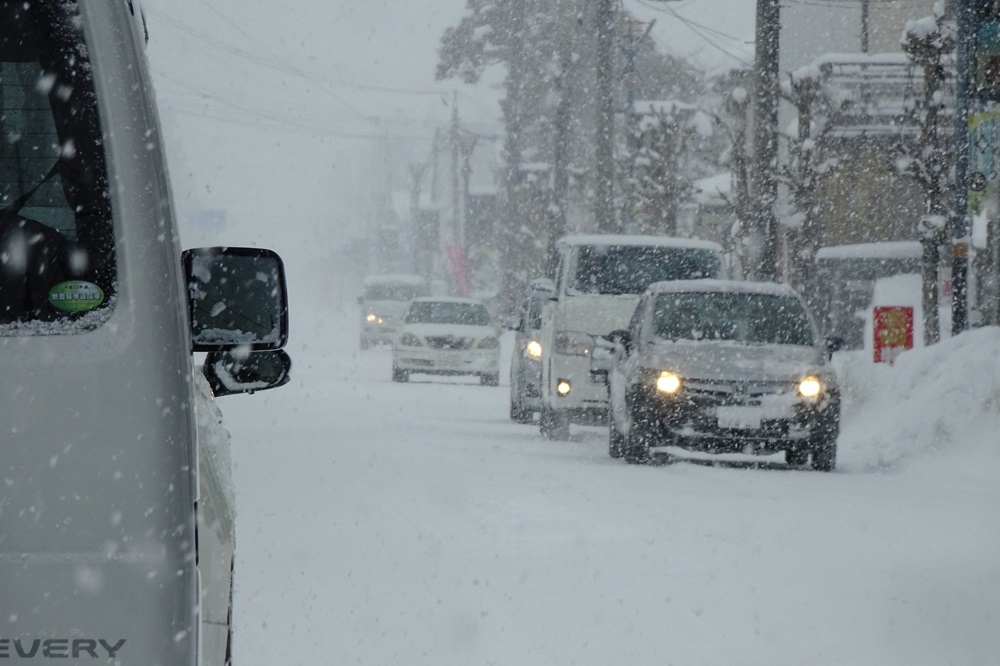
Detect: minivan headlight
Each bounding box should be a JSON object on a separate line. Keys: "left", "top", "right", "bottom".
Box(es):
{"left": 554, "top": 331, "right": 593, "bottom": 356}
{"left": 366, "top": 313, "right": 377, "bottom": 323}
{"left": 525, "top": 340, "right": 542, "bottom": 359}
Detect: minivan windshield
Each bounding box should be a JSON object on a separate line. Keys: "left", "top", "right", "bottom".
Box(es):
{"left": 405, "top": 301, "right": 492, "bottom": 326}
{"left": 652, "top": 292, "right": 815, "bottom": 346}
{"left": 569, "top": 245, "right": 720, "bottom": 295}
{"left": 364, "top": 284, "right": 427, "bottom": 301}
{"left": 0, "top": 1, "right": 114, "bottom": 334}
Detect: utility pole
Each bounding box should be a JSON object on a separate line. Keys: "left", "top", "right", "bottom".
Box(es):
{"left": 620, "top": 18, "right": 654, "bottom": 234}
{"left": 953, "top": 0, "right": 973, "bottom": 334}
{"left": 861, "top": 0, "right": 870, "bottom": 54}
{"left": 595, "top": 0, "right": 617, "bottom": 232}
{"left": 751, "top": 0, "right": 781, "bottom": 281}
{"left": 450, "top": 91, "right": 461, "bottom": 248}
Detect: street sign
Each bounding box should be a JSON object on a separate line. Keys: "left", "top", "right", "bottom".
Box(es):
{"left": 873, "top": 306, "right": 915, "bottom": 365}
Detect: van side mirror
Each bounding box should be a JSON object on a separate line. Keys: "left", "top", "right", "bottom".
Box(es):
{"left": 606, "top": 329, "right": 632, "bottom": 355}
{"left": 183, "top": 247, "right": 289, "bottom": 352}
{"left": 202, "top": 349, "right": 292, "bottom": 397}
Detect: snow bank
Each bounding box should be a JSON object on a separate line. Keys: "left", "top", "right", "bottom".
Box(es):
{"left": 836, "top": 326, "right": 1000, "bottom": 472}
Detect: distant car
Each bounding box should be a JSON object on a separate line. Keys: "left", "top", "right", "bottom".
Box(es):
{"left": 392, "top": 297, "right": 501, "bottom": 385}
{"left": 506, "top": 278, "right": 555, "bottom": 423}
{"left": 358, "top": 274, "right": 428, "bottom": 349}
{"left": 608, "top": 280, "right": 841, "bottom": 471}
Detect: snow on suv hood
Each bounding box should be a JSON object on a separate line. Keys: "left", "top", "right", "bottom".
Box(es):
{"left": 642, "top": 340, "right": 832, "bottom": 384}
{"left": 559, "top": 294, "right": 642, "bottom": 336}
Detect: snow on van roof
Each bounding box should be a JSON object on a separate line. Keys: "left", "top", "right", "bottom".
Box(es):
{"left": 363, "top": 274, "right": 425, "bottom": 287}
{"left": 815, "top": 241, "right": 923, "bottom": 261}
{"left": 557, "top": 234, "right": 723, "bottom": 252}
{"left": 647, "top": 279, "right": 799, "bottom": 297}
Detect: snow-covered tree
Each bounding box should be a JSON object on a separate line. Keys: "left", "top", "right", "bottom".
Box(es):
{"left": 777, "top": 65, "right": 848, "bottom": 303}
{"left": 898, "top": 2, "right": 955, "bottom": 344}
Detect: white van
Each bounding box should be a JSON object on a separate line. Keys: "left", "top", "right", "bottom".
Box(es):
{"left": 537, "top": 235, "right": 725, "bottom": 439}
{"left": 357, "top": 274, "right": 428, "bottom": 348}
{"left": 1, "top": 4, "right": 290, "bottom": 665}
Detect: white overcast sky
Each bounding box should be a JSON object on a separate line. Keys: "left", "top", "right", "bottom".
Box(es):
{"left": 140, "top": 0, "right": 756, "bottom": 253}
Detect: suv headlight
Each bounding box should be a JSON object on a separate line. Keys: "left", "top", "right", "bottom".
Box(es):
{"left": 656, "top": 371, "right": 682, "bottom": 394}
{"left": 524, "top": 340, "right": 542, "bottom": 359}
{"left": 554, "top": 331, "right": 593, "bottom": 356}
{"left": 399, "top": 333, "right": 422, "bottom": 347}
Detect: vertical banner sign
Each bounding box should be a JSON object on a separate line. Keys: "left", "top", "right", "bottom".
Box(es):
{"left": 446, "top": 245, "right": 469, "bottom": 297}
{"left": 873, "top": 306, "right": 915, "bottom": 365}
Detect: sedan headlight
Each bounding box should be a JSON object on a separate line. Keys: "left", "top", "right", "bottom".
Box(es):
{"left": 478, "top": 336, "right": 500, "bottom": 349}
{"left": 554, "top": 331, "right": 593, "bottom": 356}
{"left": 798, "top": 376, "right": 822, "bottom": 398}
{"left": 655, "top": 371, "right": 682, "bottom": 394}
{"left": 399, "top": 333, "right": 422, "bottom": 347}
{"left": 524, "top": 340, "right": 542, "bottom": 359}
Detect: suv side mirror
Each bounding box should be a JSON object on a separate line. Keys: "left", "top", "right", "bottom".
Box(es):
{"left": 825, "top": 336, "right": 846, "bottom": 358}
{"left": 183, "top": 247, "right": 289, "bottom": 352}
{"left": 202, "top": 349, "right": 292, "bottom": 397}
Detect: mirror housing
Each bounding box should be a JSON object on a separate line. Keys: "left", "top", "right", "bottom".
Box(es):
{"left": 825, "top": 336, "right": 847, "bottom": 358}
{"left": 606, "top": 329, "right": 632, "bottom": 355}
{"left": 183, "top": 247, "right": 289, "bottom": 352}
{"left": 202, "top": 349, "right": 292, "bottom": 397}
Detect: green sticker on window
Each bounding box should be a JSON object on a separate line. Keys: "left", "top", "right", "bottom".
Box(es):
{"left": 48, "top": 281, "right": 105, "bottom": 312}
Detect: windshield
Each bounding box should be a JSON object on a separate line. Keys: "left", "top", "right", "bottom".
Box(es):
{"left": 0, "top": 1, "right": 115, "bottom": 334}
{"left": 652, "top": 291, "right": 815, "bottom": 346}
{"left": 364, "top": 284, "right": 427, "bottom": 301}
{"left": 405, "top": 301, "right": 492, "bottom": 326}
{"left": 569, "top": 245, "right": 720, "bottom": 295}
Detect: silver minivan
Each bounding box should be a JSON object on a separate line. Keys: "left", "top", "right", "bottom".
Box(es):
{"left": 1, "top": 3, "right": 290, "bottom": 665}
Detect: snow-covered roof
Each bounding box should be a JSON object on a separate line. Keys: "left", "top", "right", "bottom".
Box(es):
{"left": 647, "top": 279, "right": 799, "bottom": 298}
{"left": 363, "top": 274, "right": 426, "bottom": 287}
{"left": 557, "top": 234, "right": 723, "bottom": 252}
{"left": 816, "top": 241, "right": 923, "bottom": 261}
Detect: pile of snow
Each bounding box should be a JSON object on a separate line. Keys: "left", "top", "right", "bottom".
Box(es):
{"left": 836, "top": 326, "right": 1000, "bottom": 472}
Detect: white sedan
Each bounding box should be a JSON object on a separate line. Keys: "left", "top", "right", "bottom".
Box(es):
{"left": 392, "top": 297, "right": 501, "bottom": 385}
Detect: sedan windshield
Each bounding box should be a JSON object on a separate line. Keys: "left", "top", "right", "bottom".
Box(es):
{"left": 405, "top": 301, "right": 492, "bottom": 326}
{"left": 570, "top": 245, "right": 720, "bottom": 295}
{"left": 652, "top": 292, "right": 815, "bottom": 346}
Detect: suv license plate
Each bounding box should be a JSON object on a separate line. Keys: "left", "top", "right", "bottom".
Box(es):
{"left": 716, "top": 407, "right": 761, "bottom": 430}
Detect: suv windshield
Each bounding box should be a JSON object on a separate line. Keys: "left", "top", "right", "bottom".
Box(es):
{"left": 405, "top": 301, "right": 492, "bottom": 326}
{"left": 0, "top": 1, "right": 114, "bottom": 334}
{"left": 569, "top": 245, "right": 720, "bottom": 295}
{"left": 652, "top": 292, "right": 815, "bottom": 346}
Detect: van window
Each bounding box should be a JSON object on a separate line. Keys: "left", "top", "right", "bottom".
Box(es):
{"left": 0, "top": 1, "right": 115, "bottom": 334}
{"left": 569, "top": 245, "right": 720, "bottom": 295}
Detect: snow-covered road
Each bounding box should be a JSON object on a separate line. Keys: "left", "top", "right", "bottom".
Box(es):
{"left": 219, "top": 311, "right": 1000, "bottom": 666}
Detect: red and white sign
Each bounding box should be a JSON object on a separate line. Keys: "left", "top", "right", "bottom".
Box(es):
{"left": 873, "top": 306, "right": 914, "bottom": 364}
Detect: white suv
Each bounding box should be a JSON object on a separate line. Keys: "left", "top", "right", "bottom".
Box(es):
{"left": 537, "top": 235, "right": 725, "bottom": 439}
